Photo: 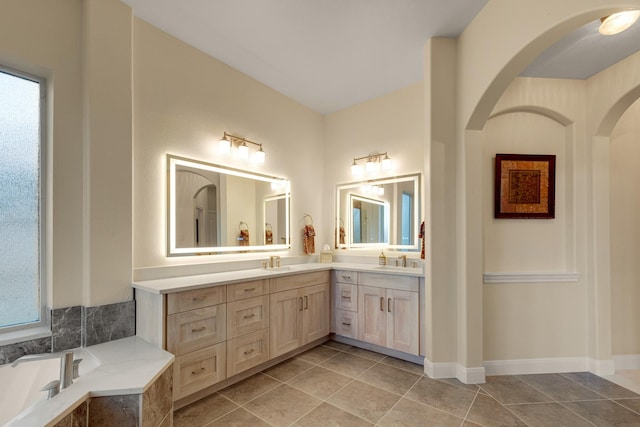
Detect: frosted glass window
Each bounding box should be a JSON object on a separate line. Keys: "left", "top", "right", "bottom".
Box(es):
{"left": 0, "top": 69, "right": 42, "bottom": 329}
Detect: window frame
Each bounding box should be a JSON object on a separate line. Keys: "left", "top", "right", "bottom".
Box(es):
{"left": 0, "top": 64, "right": 48, "bottom": 334}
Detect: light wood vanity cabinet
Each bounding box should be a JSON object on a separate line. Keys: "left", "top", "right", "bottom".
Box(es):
{"left": 270, "top": 272, "right": 330, "bottom": 358}
{"left": 332, "top": 270, "right": 358, "bottom": 339}
{"left": 331, "top": 270, "right": 421, "bottom": 357}
{"left": 154, "top": 272, "right": 330, "bottom": 403}
{"left": 167, "top": 286, "right": 228, "bottom": 400}
{"left": 357, "top": 273, "right": 419, "bottom": 355}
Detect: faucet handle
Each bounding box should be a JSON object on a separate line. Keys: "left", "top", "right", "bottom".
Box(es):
{"left": 72, "top": 358, "right": 83, "bottom": 379}
{"left": 40, "top": 380, "right": 60, "bottom": 399}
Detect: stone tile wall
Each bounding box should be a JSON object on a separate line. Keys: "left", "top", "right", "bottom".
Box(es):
{"left": 0, "top": 300, "right": 135, "bottom": 365}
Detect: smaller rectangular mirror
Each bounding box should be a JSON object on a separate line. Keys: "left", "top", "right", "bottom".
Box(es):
{"left": 336, "top": 173, "right": 420, "bottom": 251}
{"left": 168, "top": 155, "right": 290, "bottom": 256}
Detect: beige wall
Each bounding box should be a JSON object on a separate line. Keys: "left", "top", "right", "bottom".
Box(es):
{"left": 132, "top": 19, "right": 324, "bottom": 272}
{"left": 610, "top": 97, "right": 640, "bottom": 356}
{"left": 0, "top": 0, "right": 84, "bottom": 309}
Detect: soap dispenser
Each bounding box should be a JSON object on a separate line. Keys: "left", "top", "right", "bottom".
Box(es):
{"left": 378, "top": 250, "right": 387, "bottom": 266}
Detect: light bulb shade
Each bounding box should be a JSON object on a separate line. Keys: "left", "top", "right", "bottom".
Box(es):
{"left": 599, "top": 10, "right": 640, "bottom": 35}
{"left": 254, "top": 147, "right": 266, "bottom": 163}
{"left": 381, "top": 156, "right": 392, "bottom": 170}
{"left": 351, "top": 163, "right": 363, "bottom": 176}
{"left": 218, "top": 137, "right": 231, "bottom": 154}
{"left": 365, "top": 159, "right": 376, "bottom": 173}
{"left": 237, "top": 143, "right": 249, "bottom": 160}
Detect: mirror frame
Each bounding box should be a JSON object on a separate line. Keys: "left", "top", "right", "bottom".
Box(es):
{"left": 336, "top": 173, "right": 421, "bottom": 251}
{"left": 167, "top": 154, "right": 291, "bottom": 256}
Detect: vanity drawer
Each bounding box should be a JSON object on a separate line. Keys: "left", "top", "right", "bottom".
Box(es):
{"left": 334, "top": 309, "right": 358, "bottom": 339}
{"left": 333, "top": 283, "right": 357, "bottom": 312}
{"left": 272, "top": 271, "right": 330, "bottom": 293}
{"left": 358, "top": 273, "right": 419, "bottom": 292}
{"left": 174, "top": 342, "right": 226, "bottom": 400}
{"left": 167, "top": 285, "right": 226, "bottom": 314}
{"left": 227, "top": 295, "right": 269, "bottom": 339}
{"left": 333, "top": 270, "right": 357, "bottom": 284}
{"left": 227, "top": 279, "right": 269, "bottom": 302}
{"left": 227, "top": 328, "right": 269, "bottom": 377}
{"left": 167, "top": 304, "right": 227, "bottom": 355}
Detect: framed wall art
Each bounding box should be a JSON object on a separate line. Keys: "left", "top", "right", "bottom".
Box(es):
{"left": 494, "top": 154, "right": 556, "bottom": 219}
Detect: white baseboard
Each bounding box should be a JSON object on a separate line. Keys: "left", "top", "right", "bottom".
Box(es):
{"left": 613, "top": 354, "right": 640, "bottom": 371}
{"left": 423, "top": 359, "right": 457, "bottom": 379}
{"left": 484, "top": 357, "right": 589, "bottom": 376}
{"left": 423, "top": 358, "right": 486, "bottom": 384}
{"left": 589, "top": 358, "right": 616, "bottom": 376}
{"left": 457, "top": 365, "right": 486, "bottom": 384}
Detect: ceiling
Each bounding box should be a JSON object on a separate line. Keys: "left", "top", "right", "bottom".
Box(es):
{"left": 121, "top": 0, "right": 640, "bottom": 114}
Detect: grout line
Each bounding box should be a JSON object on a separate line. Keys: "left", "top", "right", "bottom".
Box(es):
{"left": 461, "top": 388, "right": 480, "bottom": 425}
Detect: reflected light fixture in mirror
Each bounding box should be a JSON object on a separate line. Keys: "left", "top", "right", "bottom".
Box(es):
{"left": 599, "top": 10, "right": 640, "bottom": 35}
{"left": 351, "top": 152, "right": 392, "bottom": 176}
{"left": 218, "top": 132, "right": 266, "bottom": 163}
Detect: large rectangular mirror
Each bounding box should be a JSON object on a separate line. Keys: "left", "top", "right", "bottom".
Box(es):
{"left": 168, "top": 155, "right": 290, "bottom": 256}
{"left": 336, "top": 173, "right": 420, "bottom": 251}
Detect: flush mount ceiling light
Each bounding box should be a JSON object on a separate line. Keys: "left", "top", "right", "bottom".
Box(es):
{"left": 218, "top": 132, "right": 265, "bottom": 163}
{"left": 351, "top": 152, "right": 392, "bottom": 176}
{"left": 599, "top": 10, "right": 640, "bottom": 35}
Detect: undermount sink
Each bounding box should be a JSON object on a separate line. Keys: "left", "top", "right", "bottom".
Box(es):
{"left": 375, "top": 265, "right": 421, "bottom": 271}
{"left": 264, "top": 265, "right": 291, "bottom": 271}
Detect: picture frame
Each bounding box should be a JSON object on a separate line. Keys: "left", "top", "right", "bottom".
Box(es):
{"left": 494, "top": 154, "right": 556, "bottom": 219}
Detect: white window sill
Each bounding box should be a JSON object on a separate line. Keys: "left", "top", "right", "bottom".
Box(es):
{"left": 0, "top": 326, "right": 51, "bottom": 347}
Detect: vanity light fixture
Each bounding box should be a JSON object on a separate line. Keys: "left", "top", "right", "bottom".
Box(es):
{"left": 599, "top": 10, "right": 640, "bottom": 35}
{"left": 351, "top": 152, "right": 392, "bottom": 176}
{"left": 218, "top": 132, "right": 266, "bottom": 163}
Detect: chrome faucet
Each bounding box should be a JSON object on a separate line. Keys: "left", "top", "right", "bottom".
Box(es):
{"left": 398, "top": 255, "right": 407, "bottom": 267}
{"left": 11, "top": 350, "right": 75, "bottom": 394}
{"left": 269, "top": 255, "right": 280, "bottom": 268}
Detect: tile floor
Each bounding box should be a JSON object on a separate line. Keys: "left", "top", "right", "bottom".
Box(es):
{"left": 173, "top": 341, "right": 640, "bottom": 426}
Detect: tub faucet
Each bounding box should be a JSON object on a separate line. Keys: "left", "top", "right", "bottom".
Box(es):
{"left": 11, "top": 350, "right": 75, "bottom": 391}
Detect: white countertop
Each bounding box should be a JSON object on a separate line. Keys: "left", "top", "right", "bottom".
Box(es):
{"left": 132, "top": 262, "right": 424, "bottom": 294}
{"left": 8, "top": 336, "right": 174, "bottom": 427}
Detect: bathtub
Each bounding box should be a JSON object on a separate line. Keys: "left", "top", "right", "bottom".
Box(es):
{"left": 0, "top": 349, "right": 98, "bottom": 426}
{"left": 0, "top": 337, "right": 173, "bottom": 427}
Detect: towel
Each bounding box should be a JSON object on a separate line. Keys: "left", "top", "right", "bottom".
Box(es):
{"left": 239, "top": 229, "right": 250, "bottom": 246}
{"left": 335, "top": 226, "right": 346, "bottom": 248}
{"left": 419, "top": 220, "right": 425, "bottom": 259}
{"left": 265, "top": 229, "right": 273, "bottom": 245}
{"left": 303, "top": 224, "right": 316, "bottom": 254}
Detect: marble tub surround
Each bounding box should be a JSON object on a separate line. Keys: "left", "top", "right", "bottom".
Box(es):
{"left": 52, "top": 305, "right": 82, "bottom": 352}
{"left": 7, "top": 336, "right": 174, "bottom": 427}
{"left": 0, "top": 335, "right": 52, "bottom": 365}
{"left": 83, "top": 300, "right": 136, "bottom": 347}
{"left": 174, "top": 341, "right": 640, "bottom": 427}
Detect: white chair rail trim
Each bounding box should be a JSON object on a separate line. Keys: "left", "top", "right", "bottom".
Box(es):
{"left": 483, "top": 272, "right": 581, "bottom": 284}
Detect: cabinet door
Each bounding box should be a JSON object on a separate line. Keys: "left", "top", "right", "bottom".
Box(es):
{"left": 358, "top": 285, "right": 386, "bottom": 347}
{"left": 269, "top": 288, "right": 303, "bottom": 358}
{"left": 386, "top": 289, "right": 419, "bottom": 355}
{"left": 302, "top": 282, "right": 330, "bottom": 344}
{"left": 167, "top": 304, "right": 227, "bottom": 355}
{"left": 227, "top": 295, "right": 269, "bottom": 339}
{"left": 173, "top": 342, "right": 226, "bottom": 400}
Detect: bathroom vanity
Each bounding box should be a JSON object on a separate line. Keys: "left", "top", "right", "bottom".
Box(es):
{"left": 133, "top": 263, "right": 423, "bottom": 408}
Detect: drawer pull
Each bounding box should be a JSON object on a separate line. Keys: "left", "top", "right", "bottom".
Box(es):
{"left": 341, "top": 295, "right": 351, "bottom": 300}
{"left": 244, "top": 287, "right": 256, "bottom": 292}
{"left": 299, "top": 297, "right": 303, "bottom": 311}
{"left": 341, "top": 275, "right": 351, "bottom": 280}
{"left": 191, "top": 367, "right": 206, "bottom": 375}
{"left": 191, "top": 326, "right": 206, "bottom": 333}
{"left": 380, "top": 297, "right": 384, "bottom": 311}
{"left": 243, "top": 348, "right": 255, "bottom": 355}
{"left": 243, "top": 313, "right": 256, "bottom": 319}
{"left": 388, "top": 298, "right": 392, "bottom": 313}
{"left": 341, "top": 322, "right": 351, "bottom": 326}
{"left": 304, "top": 296, "right": 308, "bottom": 310}
{"left": 192, "top": 296, "right": 206, "bottom": 302}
